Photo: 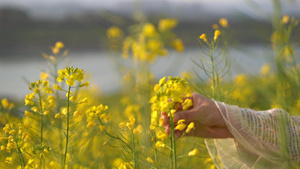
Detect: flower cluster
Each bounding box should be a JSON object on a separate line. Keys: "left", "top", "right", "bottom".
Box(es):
{"left": 119, "top": 18, "right": 184, "bottom": 62}
{"left": 57, "top": 66, "right": 87, "bottom": 87}
{"left": 1, "top": 123, "right": 34, "bottom": 168}
{"left": 199, "top": 29, "right": 221, "bottom": 44}
{"left": 119, "top": 116, "right": 143, "bottom": 135}
{"left": 50, "top": 41, "right": 64, "bottom": 55}
{"left": 212, "top": 18, "right": 228, "bottom": 30}
{"left": 107, "top": 26, "right": 124, "bottom": 51}
{"left": 25, "top": 80, "right": 53, "bottom": 107}
{"left": 85, "top": 104, "right": 110, "bottom": 129}
{"left": 149, "top": 76, "right": 193, "bottom": 130}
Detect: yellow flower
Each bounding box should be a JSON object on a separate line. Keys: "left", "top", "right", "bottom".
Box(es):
{"left": 234, "top": 74, "right": 248, "bottom": 85}
{"left": 9, "top": 129, "right": 16, "bottom": 135}
{"left": 186, "top": 122, "right": 195, "bottom": 133}
{"left": 55, "top": 41, "right": 64, "bottom": 49}
{"left": 66, "top": 91, "right": 73, "bottom": 98}
{"left": 119, "top": 122, "right": 126, "bottom": 129}
{"left": 146, "top": 157, "right": 154, "bottom": 164}
{"left": 24, "top": 110, "right": 33, "bottom": 117}
{"left": 188, "top": 148, "right": 199, "bottom": 156}
{"left": 156, "top": 130, "right": 167, "bottom": 141}
{"left": 78, "top": 97, "right": 88, "bottom": 104}
{"left": 182, "top": 98, "right": 193, "bottom": 110}
{"left": 175, "top": 119, "right": 186, "bottom": 131}
{"left": 5, "top": 157, "right": 12, "bottom": 164}
{"left": 70, "top": 96, "right": 77, "bottom": 101}
{"left": 158, "top": 18, "right": 177, "bottom": 31}
{"left": 53, "top": 84, "right": 62, "bottom": 90}
{"left": 199, "top": 34, "right": 207, "bottom": 42}
{"left": 86, "top": 121, "right": 96, "bottom": 128}
{"left": 219, "top": 18, "right": 228, "bottom": 27}
{"left": 212, "top": 24, "right": 219, "bottom": 30}
{"left": 79, "top": 81, "right": 89, "bottom": 87}
{"left": 172, "top": 38, "right": 184, "bottom": 52}
{"left": 282, "top": 15, "right": 289, "bottom": 24}
{"left": 31, "top": 106, "right": 39, "bottom": 113}
{"left": 155, "top": 141, "right": 165, "bottom": 148}
{"left": 1, "top": 145, "right": 6, "bottom": 151}
{"left": 54, "top": 113, "right": 61, "bottom": 119}
{"left": 1, "top": 98, "right": 9, "bottom": 109}
{"left": 143, "top": 23, "right": 156, "bottom": 36}
{"left": 99, "top": 125, "right": 105, "bottom": 131}
{"left": 260, "top": 63, "right": 270, "bottom": 75}
{"left": 213, "top": 30, "right": 221, "bottom": 41}
{"left": 133, "top": 125, "right": 143, "bottom": 135}
{"left": 0, "top": 137, "right": 8, "bottom": 141}
{"left": 66, "top": 78, "right": 75, "bottom": 86}
{"left": 73, "top": 111, "right": 80, "bottom": 117}
{"left": 51, "top": 47, "right": 60, "bottom": 55}
{"left": 107, "top": 26, "right": 123, "bottom": 39}
{"left": 40, "top": 72, "right": 49, "bottom": 80}
{"left": 50, "top": 161, "right": 60, "bottom": 168}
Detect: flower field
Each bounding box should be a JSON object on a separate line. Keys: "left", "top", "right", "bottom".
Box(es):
{"left": 1, "top": 5, "right": 300, "bottom": 169}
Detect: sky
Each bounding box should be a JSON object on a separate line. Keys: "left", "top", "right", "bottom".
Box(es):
{"left": 0, "top": 0, "right": 299, "bottom": 20}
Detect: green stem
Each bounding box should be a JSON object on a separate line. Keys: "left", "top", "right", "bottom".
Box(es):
{"left": 15, "top": 139, "right": 25, "bottom": 168}
{"left": 54, "top": 64, "right": 64, "bottom": 164}
{"left": 210, "top": 45, "right": 216, "bottom": 100}
{"left": 63, "top": 86, "right": 71, "bottom": 169}
{"left": 132, "top": 132, "right": 137, "bottom": 168}
{"left": 38, "top": 91, "right": 44, "bottom": 168}
{"left": 169, "top": 115, "right": 177, "bottom": 169}
{"left": 38, "top": 91, "right": 44, "bottom": 144}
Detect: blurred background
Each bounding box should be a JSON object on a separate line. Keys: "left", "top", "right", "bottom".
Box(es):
{"left": 0, "top": 0, "right": 300, "bottom": 99}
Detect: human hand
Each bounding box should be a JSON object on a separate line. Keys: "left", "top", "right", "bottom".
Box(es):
{"left": 161, "top": 93, "right": 233, "bottom": 139}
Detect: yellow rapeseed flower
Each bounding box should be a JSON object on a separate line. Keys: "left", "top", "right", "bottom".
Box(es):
{"left": 40, "top": 72, "right": 49, "bottom": 80}
{"left": 5, "top": 157, "right": 12, "bottom": 164}
{"left": 186, "top": 122, "right": 195, "bottom": 133}
{"left": 24, "top": 110, "right": 33, "bottom": 117}
{"left": 188, "top": 148, "right": 199, "bottom": 156}
{"left": 175, "top": 119, "right": 186, "bottom": 131}
{"left": 51, "top": 47, "right": 60, "bottom": 55}
{"left": 107, "top": 26, "right": 123, "bottom": 39}
{"left": 79, "top": 81, "right": 89, "bottom": 87}
{"left": 260, "top": 63, "right": 270, "bottom": 75}
{"left": 86, "top": 121, "right": 96, "bottom": 128}
{"left": 172, "top": 38, "right": 184, "bottom": 52}
{"left": 53, "top": 84, "right": 62, "bottom": 90}
{"left": 156, "top": 130, "right": 167, "bottom": 141}
{"left": 155, "top": 141, "right": 166, "bottom": 148}
{"left": 1, "top": 98, "right": 9, "bottom": 109}
{"left": 54, "top": 113, "right": 61, "bottom": 119}
{"left": 282, "top": 15, "right": 290, "bottom": 24}
{"left": 182, "top": 98, "right": 193, "bottom": 110}
{"left": 199, "top": 34, "right": 207, "bottom": 42}
{"left": 99, "top": 125, "right": 105, "bottom": 131}
{"left": 234, "top": 74, "right": 248, "bottom": 85}
{"left": 212, "top": 24, "right": 219, "bottom": 29}
{"left": 55, "top": 41, "right": 64, "bottom": 49}
{"left": 158, "top": 18, "right": 177, "bottom": 32}
{"left": 78, "top": 97, "right": 88, "bottom": 104}
{"left": 0, "top": 137, "right": 8, "bottom": 141}
{"left": 219, "top": 18, "right": 228, "bottom": 27}
{"left": 143, "top": 23, "right": 156, "bottom": 36}
{"left": 146, "top": 157, "right": 154, "bottom": 164}
{"left": 133, "top": 125, "right": 143, "bottom": 135}
{"left": 214, "top": 30, "right": 221, "bottom": 41}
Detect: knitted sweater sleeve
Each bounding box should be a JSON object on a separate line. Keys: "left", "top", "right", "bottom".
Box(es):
{"left": 205, "top": 102, "right": 300, "bottom": 169}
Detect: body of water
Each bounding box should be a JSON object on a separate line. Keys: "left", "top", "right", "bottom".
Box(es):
{"left": 0, "top": 46, "right": 275, "bottom": 99}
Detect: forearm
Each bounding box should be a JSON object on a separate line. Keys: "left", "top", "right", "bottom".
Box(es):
{"left": 215, "top": 102, "right": 300, "bottom": 165}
